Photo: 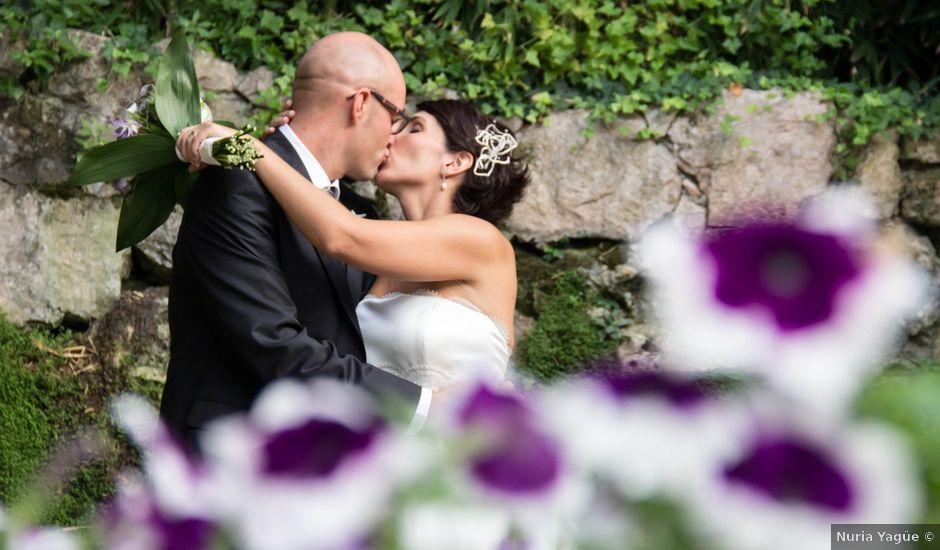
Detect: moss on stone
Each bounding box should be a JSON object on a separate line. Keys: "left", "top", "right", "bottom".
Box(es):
{"left": 514, "top": 240, "right": 622, "bottom": 316}
{"left": 516, "top": 269, "right": 619, "bottom": 382}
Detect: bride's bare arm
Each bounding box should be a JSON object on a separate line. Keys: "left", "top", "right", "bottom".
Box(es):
{"left": 177, "top": 123, "right": 511, "bottom": 283}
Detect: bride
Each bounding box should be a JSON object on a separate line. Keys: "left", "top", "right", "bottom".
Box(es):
{"left": 176, "top": 99, "right": 530, "bottom": 390}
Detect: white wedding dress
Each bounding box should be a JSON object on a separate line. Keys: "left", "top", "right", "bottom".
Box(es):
{"left": 356, "top": 290, "right": 511, "bottom": 389}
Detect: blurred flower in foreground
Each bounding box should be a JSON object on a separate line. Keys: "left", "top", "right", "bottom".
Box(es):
{"left": 458, "top": 384, "right": 562, "bottom": 496}
{"left": 106, "top": 395, "right": 218, "bottom": 549}
{"left": 540, "top": 367, "right": 746, "bottom": 501}
{"left": 200, "top": 379, "right": 424, "bottom": 550}
{"left": 640, "top": 188, "right": 929, "bottom": 416}
{"left": 404, "top": 382, "right": 587, "bottom": 550}
{"left": 102, "top": 478, "right": 215, "bottom": 550}
{"left": 689, "top": 417, "right": 921, "bottom": 550}
{"left": 5, "top": 528, "right": 80, "bottom": 550}
{"left": 2, "top": 504, "right": 78, "bottom": 550}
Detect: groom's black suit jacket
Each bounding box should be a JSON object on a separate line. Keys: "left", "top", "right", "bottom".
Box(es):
{"left": 160, "top": 130, "right": 420, "bottom": 448}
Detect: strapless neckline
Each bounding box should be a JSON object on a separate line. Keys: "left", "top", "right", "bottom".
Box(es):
{"left": 362, "top": 289, "right": 512, "bottom": 352}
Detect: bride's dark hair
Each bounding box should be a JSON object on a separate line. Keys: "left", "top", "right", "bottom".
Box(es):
{"left": 417, "top": 99, "right": 530, "bottom": 225}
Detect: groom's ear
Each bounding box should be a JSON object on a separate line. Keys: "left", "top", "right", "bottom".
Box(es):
{"left": 444, "top": 151, "right": 474, "bottom": 177}
{"left": 347, "top": 89, "right": 369, "bottom": 125}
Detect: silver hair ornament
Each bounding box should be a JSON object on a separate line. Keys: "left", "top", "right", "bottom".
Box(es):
{"left": 473, "top": 124, "right": 518, "bottom": 177}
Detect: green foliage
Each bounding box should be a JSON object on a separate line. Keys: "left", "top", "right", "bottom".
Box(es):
{"left": 154, "top": 28, "right": 201, "bottom": 137}
{"left": 814, "top": 0, "right": 940, "bottom": 90}
{"left": 3, "top": 0, "right": 938, "bottom": 153}
{"left": 856, "top": 363, "right": 940, "bottom": 523}
{"left": 518, "top": 270, "right": 618, "bottom": 382}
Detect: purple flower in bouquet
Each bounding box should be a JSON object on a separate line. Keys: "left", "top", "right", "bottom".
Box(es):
{"left": 639, "top": 189, "right": 929, "bottom": 417}
{"left": 67, "top": 30, "right": 261, "bottom": 252}
{"left": 112, "top": 177, "right": 131, "bottom": 194}
{"left": 689, "top": 418, "right": 921, "bottom": 550}
{"left": 111, "top": 117, "right": 141, "bottom": 139}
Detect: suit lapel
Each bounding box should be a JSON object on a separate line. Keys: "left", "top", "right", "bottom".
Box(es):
{"left": 264, "top": 132, "right": 362, "bottom": 334}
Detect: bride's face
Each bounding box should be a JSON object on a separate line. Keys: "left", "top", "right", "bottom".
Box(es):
{"left": 374, "top": 112, "right": 449, "bottom": 191}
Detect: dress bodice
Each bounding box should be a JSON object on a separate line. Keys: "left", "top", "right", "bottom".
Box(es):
{"left": 355, "top": 290, "right": 511, "bottom": 390}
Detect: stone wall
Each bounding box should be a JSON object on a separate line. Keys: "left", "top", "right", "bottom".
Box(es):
{"left": 2, "top": 31, "right": 939, "bottom": 381}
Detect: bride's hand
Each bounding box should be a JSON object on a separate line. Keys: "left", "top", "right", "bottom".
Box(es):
{"left": 176, "top": 122, "right": 238, "bottom": 172}
{"left": 263, "top": 98, "right": 295, "bottom": 136}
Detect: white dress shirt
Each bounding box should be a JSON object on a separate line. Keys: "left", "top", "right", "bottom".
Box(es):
{"left": 278, "top": 124, "right": 431, "bottom": 430}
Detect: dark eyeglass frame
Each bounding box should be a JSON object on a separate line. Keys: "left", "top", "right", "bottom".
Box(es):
{"left": 346, "top": 88, "right": 413, "bottom": 134}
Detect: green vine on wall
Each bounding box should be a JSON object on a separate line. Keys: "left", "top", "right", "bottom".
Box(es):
{"left": 2, "top": 0, "right": 938, "bottom": 158}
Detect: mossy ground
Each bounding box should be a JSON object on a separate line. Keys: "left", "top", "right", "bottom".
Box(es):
{"left": 0, "top": 313, "right": 160, "bottom": 526}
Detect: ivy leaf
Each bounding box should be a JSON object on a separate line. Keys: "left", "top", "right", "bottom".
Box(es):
{"left": 524, "top": 50, "right": 541, "bottom": 67}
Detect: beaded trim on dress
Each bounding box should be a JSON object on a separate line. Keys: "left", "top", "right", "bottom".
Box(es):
{"left": 363, "top": 289, "right": 512, "bottom": 351}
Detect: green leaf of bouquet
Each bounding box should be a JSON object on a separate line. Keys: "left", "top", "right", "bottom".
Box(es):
{"left": 156, "top": 28, "right": 200, "bottom": 138}
{"left": 115, "top": 163, "right": 182, "bottom": 252}
{"left": 66, "top": 134, "right": 179, "bottom": 186}
{"left": 174, "top": 170, "right": 199, "bottom": 208}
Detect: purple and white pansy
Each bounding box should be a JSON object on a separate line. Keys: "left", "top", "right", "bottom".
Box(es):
{"left": 102, "top": 477, "right": 216, "bottom": 550}
{"left": 539, "top": 367, "right": 747, "bottom": 500}
{"left": 688, "top": 417, "right": 921, "bottom": 550}
{"left": 411, "top": 381, "right": 587, "bottom": 550}
{"left": 639, "top": 189, "right": 929, "bottom": 416}
{"left": 107, "top": 395, "right": 218, "bottom": 549}
{"left": 198, "top": 379, "right": 425, "bottom": 550}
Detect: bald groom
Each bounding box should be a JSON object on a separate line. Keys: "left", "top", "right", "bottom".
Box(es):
{"left": 161, "top": 32, "right": 428, "bottom": 451}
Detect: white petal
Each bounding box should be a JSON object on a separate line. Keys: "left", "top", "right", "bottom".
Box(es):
{"left": 110, "top": 394, "right": 160, "bottom": 449}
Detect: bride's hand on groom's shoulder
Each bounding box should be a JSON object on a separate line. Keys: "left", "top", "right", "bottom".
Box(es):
{"left": 264, "top": 99, "right": 295, "bottom": 136}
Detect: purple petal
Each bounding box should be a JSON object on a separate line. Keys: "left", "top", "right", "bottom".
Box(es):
{"left": 112, "top": 178, "right": 131, "bottom": 193}
{"left": 262, "top": 418, "right": 377, "bottom": 478}
{"left": 111, "top": 118, "right": 141, "bottom": 139}
{"left": 498, "top": 536, "right": 530, "bottom": 550}
{"left": 723, "top": 435, "right": 854, "bottom": 511}
{"left": 703, "top": 224, "right": 862, "bottom": 331}
{"left": 459, "top": 385, "right": 532, "bottom": 428}
{"left": 470, "top": 428, "right": 562, "bottom": 494}
{"left": 596, "top": 365, "right": 711, "bottom": 409}
{"left": 152, "top": 512, "right": 215, "bottom": 550}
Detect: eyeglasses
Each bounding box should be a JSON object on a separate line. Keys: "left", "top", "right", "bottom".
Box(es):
{"left": 346, "top": 88, "right": 413, "bottom": 134}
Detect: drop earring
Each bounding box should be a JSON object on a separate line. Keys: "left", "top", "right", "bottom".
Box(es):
{"left": 440, "top": 173, "right": 448, "bottom": 191}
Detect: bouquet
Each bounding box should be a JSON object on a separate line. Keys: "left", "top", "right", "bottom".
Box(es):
{"left": 66, "top": 29, "right": 261, "bottom": 251}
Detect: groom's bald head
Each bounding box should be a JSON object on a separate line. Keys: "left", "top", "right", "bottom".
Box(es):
{"left": 291, "top": 32, "right": 404, "bottom": 116}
